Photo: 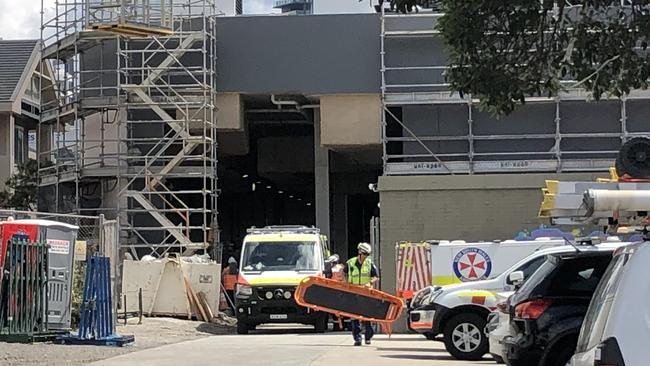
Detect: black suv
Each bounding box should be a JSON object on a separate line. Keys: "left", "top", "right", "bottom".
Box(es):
{"left": 503, "top": 250, "right": 614, "bottom": 366}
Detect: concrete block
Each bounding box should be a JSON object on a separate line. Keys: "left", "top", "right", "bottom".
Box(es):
{"left": 320, "top": 94, "right": 381, "bottom": 147}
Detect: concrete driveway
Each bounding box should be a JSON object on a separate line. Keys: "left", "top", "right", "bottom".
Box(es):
{"left": 91, "top": 326, "right": 496, "bottom": 366}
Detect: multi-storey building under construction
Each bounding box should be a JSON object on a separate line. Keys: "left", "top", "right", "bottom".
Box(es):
{"left": 39, "top": 0, "right": 218, "bottom": 258}
{"left": 38, "top": 2, "right": 650, "bottom": 304}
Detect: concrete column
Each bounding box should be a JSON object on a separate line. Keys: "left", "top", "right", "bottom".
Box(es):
{"left": 0, "top": 113, "right": 15, "bottom": 190}
{"left": 330, "top": 193, "right": 348, "bottom": 257}
{"left": 314, "top": 110, "right": 330, "bottom": 238}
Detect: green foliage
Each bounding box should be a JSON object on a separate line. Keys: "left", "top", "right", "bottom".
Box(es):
{"left": 0, "top": 159, "right": 38, "bottom": 210}
{"left": 71, "top": 261, "right": 86, "bottom": 329}
{"left": 389, "top": 1, "right": 650, "bottom": 116}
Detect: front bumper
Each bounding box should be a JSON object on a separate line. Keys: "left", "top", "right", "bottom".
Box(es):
{"left": 236, "top": 297, "right": 322, "bottom": 325}
{"left": 487, "top": 312, "right": 512, "bottom": 361}
{"left": 236, "top": 285, "right": 323, "bottom": 325}
{"left": 502, "top": 333, "right": 543, "bottom": 366}
{"left": 408, "top": 304, "right": 448, "bottom": 336}
{"left": 409, "top": 309, "right": 436, "bottom": 333}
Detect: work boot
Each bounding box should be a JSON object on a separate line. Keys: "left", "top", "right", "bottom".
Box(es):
{"left": 354, "top": 340, "right": 362, "bottom": 346}
{"left": 365, "top": 339, "right": 371, "bottom": 345}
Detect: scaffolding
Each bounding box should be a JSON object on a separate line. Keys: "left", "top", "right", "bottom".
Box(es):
{"left": 379, "top": 6, "right": 650, "bottom": 176}
{"left": 39, "top": 0, "right": 218, "bottom": 258}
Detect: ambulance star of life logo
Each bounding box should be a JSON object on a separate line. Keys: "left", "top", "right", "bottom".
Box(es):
{"left": 452, "top": 247, "right": 492, "bottom": 281}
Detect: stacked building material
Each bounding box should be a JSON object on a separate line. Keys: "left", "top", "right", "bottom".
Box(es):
{"left": 58, "top": 256, "right": 134, "bottom": 347}
{"left": 0, "top": 237, "right": 52, "bottom": 342}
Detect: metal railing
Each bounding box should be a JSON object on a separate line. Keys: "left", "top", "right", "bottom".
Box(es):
{"left": 379, "top": 7, "right": 650, "bottom": 175}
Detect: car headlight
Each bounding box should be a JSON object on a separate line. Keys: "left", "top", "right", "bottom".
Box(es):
{"left": 431, "top": 289, "right": 443, "bottom": 301}
{"left": 236, "top": 284, "right": 253, "bottom": 299}
{"left": 423, "top": 289, "right": 443, "bottom": 305}
{"left": 411, "top": 287, "right": 432, "bottom": 307}
{"left": 265, "top": 291, "right": 273, "bottom": 300}
{"left": 284, "top": 290, "right": 292, "bottom": 300}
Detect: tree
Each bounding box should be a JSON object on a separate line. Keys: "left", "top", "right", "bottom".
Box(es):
{"left": 388, "top": 1, "right": 650, "bottom": 115}
{"left": 0, "top": 159, "right": 39, "bottom": 210}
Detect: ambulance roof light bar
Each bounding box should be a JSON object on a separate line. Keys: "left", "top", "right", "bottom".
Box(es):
{"left": 246, "top": 225, "right": 321, "bottom": 235}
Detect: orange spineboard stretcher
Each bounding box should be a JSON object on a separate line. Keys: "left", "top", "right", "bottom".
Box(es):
{"left": 294, "top": 276, "right": 404, "bottom": 335}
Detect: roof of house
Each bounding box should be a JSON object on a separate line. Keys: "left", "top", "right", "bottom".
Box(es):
{"left": 0, "top": 39, "right": 39, "bottom": 103}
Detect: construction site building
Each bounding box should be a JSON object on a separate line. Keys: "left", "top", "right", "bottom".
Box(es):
{"left": 38, "top": 3, "right": 650, "bottom": 299}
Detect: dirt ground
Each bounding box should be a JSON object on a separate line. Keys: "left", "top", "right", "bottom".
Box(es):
{"left": 0, "top": 317, "right": 234, "bottom": 366}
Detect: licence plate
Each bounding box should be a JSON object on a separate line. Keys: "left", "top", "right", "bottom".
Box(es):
{"left": 270, "top": 314, "right": 288, "bottom": 320}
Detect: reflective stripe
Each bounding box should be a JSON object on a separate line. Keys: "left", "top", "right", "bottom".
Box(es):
{"left": 432, "top": 276, "right": 462, "bottom": 286}
{"left": 455, "top": 290, "right": 495, "bottom": 298}
{"left": 242, "top": 277, "right": 304, "bottom": 286}
{"left": 411, "top": 322, "right": 433, "bottom": 329}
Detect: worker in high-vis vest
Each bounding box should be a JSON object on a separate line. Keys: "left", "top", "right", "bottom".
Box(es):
{"left": 221, "top": 257, "right": 239, "bottom": 311}
{"left": 343, "top": 242, "right": 379, "bottom": 346}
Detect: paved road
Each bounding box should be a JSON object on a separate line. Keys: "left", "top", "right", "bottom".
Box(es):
{"left": 91, "top": 326, "right": 496, "bottom": 366}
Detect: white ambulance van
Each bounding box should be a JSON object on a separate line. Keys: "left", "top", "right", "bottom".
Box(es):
{"left": 428, "top": 238, "right": 567, "bottom": 286}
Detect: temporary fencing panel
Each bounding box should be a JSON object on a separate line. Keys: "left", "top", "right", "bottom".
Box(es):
{"left": 0, "top": 223, "right": 39, "bottom": 295}
{"left": 0, "top": 238, "right": 49, "bottom": 339}
{"left": 3, "top": 220, "right": 78, "bottom": 330}
{"left": 396, "top": 242, "right": 432, "bottom": 299}
{"left": 80, "top": 256, "right": 113, "bottom": 339}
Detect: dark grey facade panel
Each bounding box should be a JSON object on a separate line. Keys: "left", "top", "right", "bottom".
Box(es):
{"left": 402, "top": 104, "right": 468, "bottom": 135}
{"left": 626, "top": 100, "right": 650, "bottom": 132}
{"left": 560, "top": 100, "right": 622, "bottom": 133}
{"left": 215, "top": 14, "right": 381, "bottom": 94}
{"left": 474, "top": 103, "right": 556, "bottom": 135}
{"left": 394, "top": 101, "right": 641, "bottom": 164}
{"left": 81, "top": 40, "right": 119, "bottom": 98}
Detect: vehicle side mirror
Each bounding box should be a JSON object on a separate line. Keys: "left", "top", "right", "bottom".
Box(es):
{"left": 507, "top": 271, "right": 525, "bottom": 286}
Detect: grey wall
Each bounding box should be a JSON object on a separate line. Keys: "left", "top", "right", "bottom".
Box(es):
{"left": 215, "top": 14, "right": 381, "bottom": 94}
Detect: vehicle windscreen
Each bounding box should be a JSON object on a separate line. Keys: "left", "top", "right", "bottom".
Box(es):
{"left": 515, "top": 254, "right": 612, "bottom": 301}
{"left": 242, "top": 241, "right": 318, "bottom": 272}
{"left": 576, "top": 253, "right": 629, "bottom": 352}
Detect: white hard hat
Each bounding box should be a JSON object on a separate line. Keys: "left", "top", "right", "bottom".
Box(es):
{"left": 228, "top": 256, "right": 237, "bottom": 264}
{"left": 357, "top": 242, "right": 372, "bottom": 254}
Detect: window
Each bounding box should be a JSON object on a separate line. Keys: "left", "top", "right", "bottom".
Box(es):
{"left": 514, "top": 256, "right": 547, "bottom": 280}
{"left": 544, "top": 255, "right": 612, "bottom": 297}
{"left": 14, "top": 126, "right": 25, "bottom": 166}
{"left": 242, "top": 241, "right": 318, "bottom": 272}
{"left": 576, "top": 253, "right": 629, "bottom": 352}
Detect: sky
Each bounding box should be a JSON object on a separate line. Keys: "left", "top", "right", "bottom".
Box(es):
{"left": 0, "top": 0, "right": 276, "bottom": 40}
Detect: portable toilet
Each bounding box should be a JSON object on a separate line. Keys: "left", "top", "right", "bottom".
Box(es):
{"left": 7, "top": 219, "right": 79, "bottom": 330}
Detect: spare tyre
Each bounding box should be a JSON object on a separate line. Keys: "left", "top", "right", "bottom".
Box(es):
{"left": 618, "top": 137, "right": 650, "bottom": 178}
